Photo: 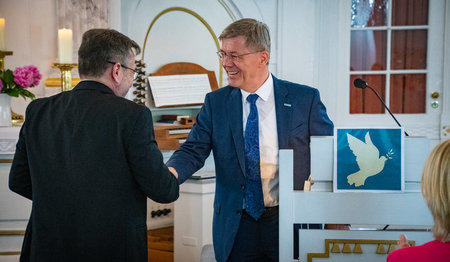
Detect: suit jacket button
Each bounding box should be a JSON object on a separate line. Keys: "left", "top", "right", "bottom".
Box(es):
{"left": 241, "top": 184, "right": 245, "bottom": 189}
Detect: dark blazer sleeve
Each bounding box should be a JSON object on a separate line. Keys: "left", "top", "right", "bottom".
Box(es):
{"left": 166, "top": 93, "right": 213, "bottom": 184}
{"left": 309, "top": 88, "right": 334, "bottom": 136}
{"left": 126, "top": 107, "right": 179, "bottom": 203}
{"left": 9, "top": 105, "right": 33, "bottom": 200}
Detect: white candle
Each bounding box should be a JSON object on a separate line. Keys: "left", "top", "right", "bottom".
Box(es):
{"left": 58, "top": 28, "right": 73, "bottom": 63}
{"left": 0, "top": 18, "right": 6, "bottom": 51}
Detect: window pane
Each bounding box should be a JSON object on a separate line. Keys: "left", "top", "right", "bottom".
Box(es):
{"left": 392, "top": 0, "right": 428, "bottom": 26}
{"left": 351, "top": 0, "right": 388, "bottom": 27}
{"left": 350, "top": 30, "right": 387, "bottom": 71}
{"left": 390, "top": 74, "right": 426, "bottom": 113}
{"left": 391, "top": 30, "right": 427, "bottom": 70}
{"left": 350, "top": 75, "right": 386, "bottom": 114}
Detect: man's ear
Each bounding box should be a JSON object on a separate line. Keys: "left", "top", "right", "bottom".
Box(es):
{"left": 260, "top": 50, "right": 270, "bottom": 66}
{"left": 110, "top": 63, "right": 122, "bottom": 84}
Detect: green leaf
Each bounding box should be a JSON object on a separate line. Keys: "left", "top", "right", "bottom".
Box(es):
{"left": 4, "top": 88, "right": 20, "bottom": 97}
{"left": 21, "top": 89, "right": 35, "bottom": 100}
{"left": 2, "top": 70, "right": 14, "bottom": 85}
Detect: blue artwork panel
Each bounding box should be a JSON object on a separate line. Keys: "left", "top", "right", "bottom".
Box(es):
{"left": 335, "top": 128, "right": 403, "bottom": 191}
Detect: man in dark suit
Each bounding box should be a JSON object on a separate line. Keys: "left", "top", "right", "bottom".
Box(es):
{"left": 167, "top": 19, "right": 333, "bottom": 261}
{"left": 9, "top": 29, "right": 179, "bottom": 262}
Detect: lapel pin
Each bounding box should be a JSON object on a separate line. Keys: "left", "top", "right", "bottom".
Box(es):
{"left": 284, "top": 103, "right": 292, "bottom": 107}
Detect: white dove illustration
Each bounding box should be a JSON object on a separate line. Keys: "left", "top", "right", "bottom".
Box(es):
{"left": 346, "top": 131, "right": 390, "bottom": 187}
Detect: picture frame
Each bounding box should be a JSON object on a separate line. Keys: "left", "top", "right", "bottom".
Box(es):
{"left": 333, "top": 127, "right": 404, "bottom": 192}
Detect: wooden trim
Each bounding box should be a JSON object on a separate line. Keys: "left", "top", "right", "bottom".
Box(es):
{"left": 0, "top": 159, "right": 13, "bottom": 163}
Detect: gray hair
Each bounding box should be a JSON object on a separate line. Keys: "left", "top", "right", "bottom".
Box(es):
{"left": 219, "top": 18, "right": 271, "bottom": 53}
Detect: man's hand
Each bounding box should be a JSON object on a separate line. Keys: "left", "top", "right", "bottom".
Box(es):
{"left": 168, "top": 166, "right": 178, "bottom": 179}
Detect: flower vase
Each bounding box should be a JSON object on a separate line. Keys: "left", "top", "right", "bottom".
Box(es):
{"left": 0, "top": 94, "right": 12, "bottom": 127}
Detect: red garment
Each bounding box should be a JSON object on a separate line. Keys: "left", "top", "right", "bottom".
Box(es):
{"left": 387, "top": 240, "right": 450, "bottom": 262}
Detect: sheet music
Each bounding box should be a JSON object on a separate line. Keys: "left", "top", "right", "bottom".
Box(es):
{"left": 148, "top": 74, "right": 211, "bottom": 107}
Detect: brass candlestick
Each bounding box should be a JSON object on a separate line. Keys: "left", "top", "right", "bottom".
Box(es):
{"left": 52, "top": 63, "right": 77, "bottom": 92}
{"left": 0, "top": 51, "right": 13, "bottom": 71}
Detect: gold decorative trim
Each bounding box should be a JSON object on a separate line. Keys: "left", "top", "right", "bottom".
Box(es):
{"left": 0, "top": 231, "right": 24, "bottom": 256}
{"left": 307, "top": 239, "right": 416, "bottom": 262}
{"left": 0, "top": 159, "right": 13, "bottom": 163}
{"left": 0, "top": 251, "right": 21, "bottom": 256}
{"left": 45, "top": 77, "right": 81, "bottom": 87}
{"left": 51, "top": 63, "right": 78, "bottom": 92}
{"left": 141, "top": 7, "right": 223, "bottom": 88}
{"left": 12, "top": 111, "right": 24, "bottom": 124}
{"left": 0, "top": 230, "right": 25, "bottom": 235}
{"left": 0, "top": 51, "right": 14, "bottom": 71}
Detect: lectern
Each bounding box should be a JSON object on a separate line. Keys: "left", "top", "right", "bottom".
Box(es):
{"left": 279, "top": 136, "right": 434, "bottom": 262}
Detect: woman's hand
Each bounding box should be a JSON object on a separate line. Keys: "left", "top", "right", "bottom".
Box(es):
{"left": 397, "top": 234, "right": 410, "bottom": 249}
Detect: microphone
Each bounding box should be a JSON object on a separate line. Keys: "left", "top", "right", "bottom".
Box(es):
{"left": 353, "top": 78, "right": 368, "bottom": 89}
{"left": 353, "top": 78, "right": 409, "bottom": 136}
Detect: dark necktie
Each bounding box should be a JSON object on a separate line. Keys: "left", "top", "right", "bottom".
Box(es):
{"left": 244, "top": 94, "right": 264, "bottom": 220}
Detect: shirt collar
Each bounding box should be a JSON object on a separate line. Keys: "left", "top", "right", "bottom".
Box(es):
{"left": 241, "top": 73, "right": 273, "bottom": 102}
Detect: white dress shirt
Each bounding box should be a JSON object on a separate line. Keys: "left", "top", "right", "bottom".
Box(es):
{"left": 241, "top": 74, "right": 279, "bottom": 207}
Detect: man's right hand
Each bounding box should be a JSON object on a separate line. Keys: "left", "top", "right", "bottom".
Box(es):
{"left": 168, "top": 166, "right": 178, "bottom": 179}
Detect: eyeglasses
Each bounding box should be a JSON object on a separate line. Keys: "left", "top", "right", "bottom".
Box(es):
{"left": 107, "top": 61, "right": 138, "bottom": 73}
{"left": 216, "top": 50, "right": 262, "bottom": 62}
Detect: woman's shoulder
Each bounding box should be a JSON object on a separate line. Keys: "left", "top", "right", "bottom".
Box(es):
{"left": 387, "top": 240, "right": 450, "bottom": 262}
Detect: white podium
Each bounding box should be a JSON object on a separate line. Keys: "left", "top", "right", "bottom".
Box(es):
{"left": 279, "top": 136, "right": 434, "bottom": 262}
{"left": 174, "top": 178, "right": 215, "bottom": 262}
{"left": 174, "top": 154, "right": 215, "bottom": 262}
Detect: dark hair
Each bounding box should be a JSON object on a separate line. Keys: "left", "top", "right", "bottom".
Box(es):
{"left": 78, "top": 29, "right": 141, "bottom": 78}
{"left": 219, "top": 18, "right": 270, "bottom": 53}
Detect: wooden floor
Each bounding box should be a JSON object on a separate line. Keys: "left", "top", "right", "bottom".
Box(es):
{"left": 148, "top": 227, "right": 174, "bottom": 262}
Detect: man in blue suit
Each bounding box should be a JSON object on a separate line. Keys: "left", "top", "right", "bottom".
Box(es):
{"left": 167, "top": 18, "right": 333, "bottom": 261}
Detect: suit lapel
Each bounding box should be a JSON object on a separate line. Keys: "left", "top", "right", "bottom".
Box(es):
{"left": 227, "top": 88, "right": 246, "bottom": 175}
{"left": 274, "top": 76, "right": 293, "bottom": 149}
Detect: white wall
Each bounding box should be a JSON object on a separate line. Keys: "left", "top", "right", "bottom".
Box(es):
{"left": 119, "top": 0, "right": 340, "bottom": 121}
{"left": 277, "top": 0, "right": 339, "bottom": 122}
{"left": 2, "top": 0, "right": 447, "bottom": 135}
{"left": 0, "top": 0, "right": 122, "bottom": 116}
{"left": 0, "top": 0, "right": 337, "bottom": 119}
{"left": 120, "top": 0, "right": 280, "bottom": 89}
{"left": 0, "top": 0, "right": 57, "bottom": 115}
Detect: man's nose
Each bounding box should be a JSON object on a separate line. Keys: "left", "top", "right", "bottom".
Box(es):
{"left": 221, "top": 55, "right": 234, "bottom": 67}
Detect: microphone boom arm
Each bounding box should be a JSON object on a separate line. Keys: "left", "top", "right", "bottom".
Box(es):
{"left": 365, "top": 85, "right": 409, "bottom": 136}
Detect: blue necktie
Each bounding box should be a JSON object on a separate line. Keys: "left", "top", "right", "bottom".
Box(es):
{"left": 244, "top": 94, "right": 264, "bottom": 220}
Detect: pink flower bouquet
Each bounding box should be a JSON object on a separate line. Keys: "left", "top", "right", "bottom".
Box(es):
{"left": 0, "top": 65, "right": 40, "bottom": 99}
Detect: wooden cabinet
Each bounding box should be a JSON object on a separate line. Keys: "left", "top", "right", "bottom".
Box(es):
{"left": 148, "top": 227, "right": 174, "bottom": 262}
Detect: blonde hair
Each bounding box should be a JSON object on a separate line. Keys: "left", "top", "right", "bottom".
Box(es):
{"left": 421, "top": 139, "right": 450, "bottom": 242}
